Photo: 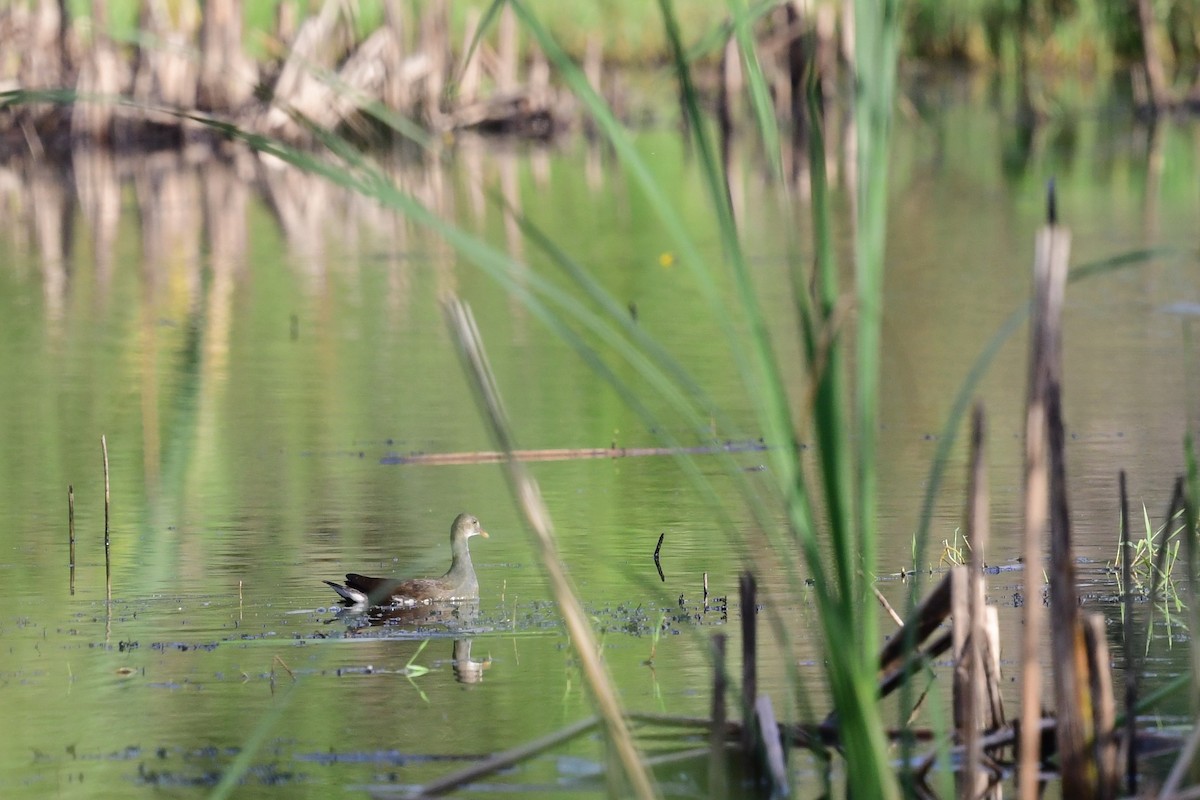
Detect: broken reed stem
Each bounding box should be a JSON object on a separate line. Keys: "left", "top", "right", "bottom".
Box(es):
{"left": 710, "top": 634, "right": 728, "bottom": 798}
{"left": 101, "top": 434, "right": 110, "bottom": 552}
{"left": 1040, "top": 218, "right": 1096, "bottom": 796}
{"left": 877, "top": 569, "right": 953, "bottom": 676}
{"left": 1119, "top": 470, "right": 1137, "bottom": 796}
{"left": 443, "top": 297, "right": 656, "bottom": 800}
{"left": 1018, "top": 193, "right": 1070, "bottom": 800}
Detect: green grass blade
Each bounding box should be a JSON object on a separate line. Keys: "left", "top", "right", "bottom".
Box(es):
{"left": 454, "top": 0, "right": 509, "bottom": 91}
{"left": 726, "top": 0, "right": 783, "bottom": 179}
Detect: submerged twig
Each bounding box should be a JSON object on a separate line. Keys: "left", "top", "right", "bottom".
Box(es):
{"left": 380, "top": 441, "right": 767, "bottom": 466}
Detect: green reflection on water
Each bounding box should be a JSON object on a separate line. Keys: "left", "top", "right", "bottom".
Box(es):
{"left": 0, "top": 75, "right": 1198, "bottom": 796}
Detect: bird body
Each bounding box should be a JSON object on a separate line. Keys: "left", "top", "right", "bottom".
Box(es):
{"left": 324, "top": 513, "right": 488, "bottom": 606}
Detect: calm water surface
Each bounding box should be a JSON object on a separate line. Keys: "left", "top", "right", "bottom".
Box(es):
{"left": 1, "top": 72, "right": 1198, "bottom": 797}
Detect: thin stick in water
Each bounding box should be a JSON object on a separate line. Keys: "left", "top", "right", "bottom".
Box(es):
{"left": 68, "top": 485, "right": 76, "bottom": 568}
{"left": 102, "top": 434, "right": 110, "bottom": 552}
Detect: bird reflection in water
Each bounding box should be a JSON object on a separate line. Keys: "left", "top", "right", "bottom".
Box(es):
{"left": 326, "top": 600, "right": 490, "bottom": 684}
{"left": 450, "top": 639, "right": 488, "bottom": 685}
{"left": 334, "top": 599, "right": 481, "bottom": 628}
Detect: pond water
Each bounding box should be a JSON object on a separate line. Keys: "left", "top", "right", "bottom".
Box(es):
{"left": 1, "top": 70, "right": 1199, "bottom": 798}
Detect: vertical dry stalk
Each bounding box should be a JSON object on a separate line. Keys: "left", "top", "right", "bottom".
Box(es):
{"left": 1041, "top": 224, "right": 1097, "bottom": 796}
{"left": 443, "top": 297, "right": 657, "bottom": 800}
{"left": 1083, "top": 613, "right": 1118, "bottom": 798}
{"left": 710, "top": 633, "right": 728, "bottom": 797}
{"left": 101, "top": 434, "right": 111, "bottom": 552}
{"left": 958, "top": 403, "right": 991, "bottom": 799}
{"left": 1018, "top": 201, "right": 1070, "bottom": 800}
{"left": 951, "top": 564, "right": 971, "bottom": 726}
{"left": 740, "top": 570, "right": 758, "bottom": 777}
{"left": 1119, "top": 470, "right": 1138, "bottom": 796}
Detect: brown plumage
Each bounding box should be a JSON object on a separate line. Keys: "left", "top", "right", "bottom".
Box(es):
{"left": 324, "top": 513, "right": 488, "bottom": 606}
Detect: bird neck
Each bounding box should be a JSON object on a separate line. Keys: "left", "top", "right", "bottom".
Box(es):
{"left": 443, "top": 535, "right": 475, "bottom": 581}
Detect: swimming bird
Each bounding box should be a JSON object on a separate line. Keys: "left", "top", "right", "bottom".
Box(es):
{"left": 324, "top": 513, "right": 488, "bottom": 606}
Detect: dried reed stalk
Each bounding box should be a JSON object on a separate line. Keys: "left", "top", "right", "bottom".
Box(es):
{"left": 1018, "top": 193, "right": 1070, "bottom": 800}
{"left": 443, "top": 296, "right": 657, "bottom": 800}
{"left": 1083, "top": 612, "right": 1118, "bottom": 797}
{"left": 1039, "top": 215, "right": 1101, "bottom": 796}
{"left": 958, "top": 404, "right": 992, "bottom": 798}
